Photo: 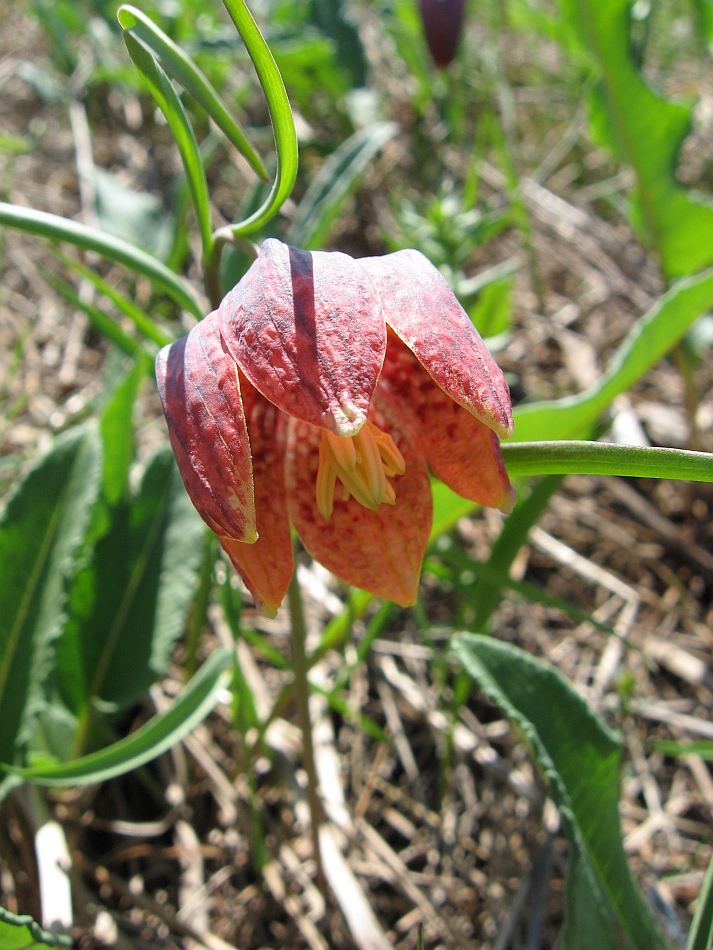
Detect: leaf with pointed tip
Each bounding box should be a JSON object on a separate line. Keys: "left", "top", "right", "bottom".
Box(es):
{"left": 9, "top": 648, "right": 232, "bottom": 786}
{"left": 0, "top": 425, "right": 102, "bottom": 765}
{"left": 454, "top": 635, "right": 667, "bottom": 950}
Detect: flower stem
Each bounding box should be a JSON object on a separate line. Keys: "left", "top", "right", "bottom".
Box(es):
{"left": 287, "top": 564, "right": 326, "bottom": 896}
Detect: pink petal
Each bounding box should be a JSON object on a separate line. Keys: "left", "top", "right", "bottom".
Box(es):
{"left": 220, "top": 384, "right": 293, "bottom": 616}
{"left": 286, "top": 388, "right": 432, "bottom": 607}
{"left": 156, "top": 314, "right": 256, "bottom": 542}
{"left": 219, "top": 239, "right": 387, "bottom": 437}
{"left": 381, "top": 337, "right": 516, "bottom": 513}
{"left": 358, "top": 250, "right": 514, "bottom": 438}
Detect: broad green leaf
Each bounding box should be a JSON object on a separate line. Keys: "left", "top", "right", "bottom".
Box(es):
{"left": 560, "top": 0, "right": 713, "bottom": 280}
{"left": 117, "top": 5, "right": 268, "bottom": 183}
{"left": 122, "top": 32, "right": 213, "bottom": 260}
{"left": 0, "top": 425, "right": 102, "bottom": 765}
{"left": 0, "top": 201, "right": 203, "bottom": 318}
{"left": 100, "top": 354, "right": 151, "bottom": 506}
{"left": 454, "top": 635, "right": 666, "bottom": 950}
{"left": 687, "top": 850, "right": 713, "bottom": 950}
{"left": 58, "top": 447, "right": 205, "bottom": 717}
{"left": 221, "top": 0, "right": 299, "bottom": 236}
{"left": 0, "top": 908, "right": 71, "bottom": 950}
{"left": 514, "top": 269, "right": 713, "bottom": 441}
{"left": 286, "top": 121, "right": 399, "bottom": 250}
{"left": 8, "top": 647, "right": 232, "bottom": 786}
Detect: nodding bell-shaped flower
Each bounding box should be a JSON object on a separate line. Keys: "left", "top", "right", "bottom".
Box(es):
{"left": 156, "top": 240, "right": 515, "bottom": 614}
{"left": 419, "top": 0, "right": 465, "bottom": 68}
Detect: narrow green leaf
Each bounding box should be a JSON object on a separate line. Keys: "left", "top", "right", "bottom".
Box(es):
{"left": 513, "top": 267, "right": 713, "bottom": 441}
{"left": 42, "top": 270, "right": 140, "bottom": 357}
{"left": 9, "top": 648, "right": 232, "bottom": 786}
{"left": 286, "top": 122, "right": 399, "bottom": 250}
{"left": 100, "top": 355, "right": 151, "bottom": 506}
{"left": 654, "top": 740, "right": 713, "bottom": 759}
{"left": 561, "top": 0, "right": 713, "bottom": 280}
{"left": 0, "top": 425, "right": 102, "bottom": 764}
{"left": 687, "top": 850, "right": 713, "bottom": 950}
{"left": 502, "top": 441, "right": 713, "bottom": 481}
{"left": 220, "top": 0, "right": 299, "bottom": 235}
{"left": 0, "top": 201, "right": 203, "bottom": 318}
{"left": 117, "top": 5, "right": 268, "bottom": 183}
{"left": 0, "top": 908, "right": 71, "bottom": 950}
{"left": 454, "top": 635, "right": 667, "bottom": 950}
{"left": 54, "top": 251, "right": 171, "bottom": 347}
{"left": 122, "top": 32, "right": 213, "bottom": 260}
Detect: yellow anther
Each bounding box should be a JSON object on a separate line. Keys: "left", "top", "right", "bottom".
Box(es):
{"left": 316, "top": 439, "right": 338, "bottom": 521}
{"left": 316, "top": 420, "right": 405, "bottom": 521}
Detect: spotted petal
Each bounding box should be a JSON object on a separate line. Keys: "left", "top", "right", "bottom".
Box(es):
{"left": 219, "top": 239, "right": 387, "bottom": 437}
{"left": 381, "top": 336, "right": 516, "bottom": 513}
{"left": 156, "top": 314, "right": 256, "bottom": 542}
{"left": 286, "top": 389, "right": 432, "bottom": 607}
{"left": 358, "top": 250, "right": 513, "bottom": 438}
{"left": 220, "top": 381, "right": 293, "bottom": 616}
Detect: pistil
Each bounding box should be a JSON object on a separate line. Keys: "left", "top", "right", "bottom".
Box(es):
{"left": 316, "top": 420, "right": 406, "bottom": 521}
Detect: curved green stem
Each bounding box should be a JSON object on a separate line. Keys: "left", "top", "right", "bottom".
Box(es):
{"left": 502, "top": 440, "right": 713, "bottom": 481}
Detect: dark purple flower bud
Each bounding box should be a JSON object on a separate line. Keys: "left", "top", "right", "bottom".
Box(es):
{"left": 419, "top": 0, "right": 465, "bottom": 68}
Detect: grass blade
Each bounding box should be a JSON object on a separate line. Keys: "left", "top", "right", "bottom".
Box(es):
{"left": 687, "top": 850, "right": 713, "bottom": 950}
{"left": 0, "top": 201, "right": 203, "bottom": 318}
{"left": 55, "top": 251, "right": 172, "bottom": 347}
{"left": 286, "top": 121, "right": 399, "bottom": 249}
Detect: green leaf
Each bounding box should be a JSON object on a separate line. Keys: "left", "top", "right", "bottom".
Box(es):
{"left": 286, "top": 121, "right": 399, "bottom": 250}
{"left": 0, "top": 425, "right": 102, "bottom": 765}
{"left": 220, "top": 0, "right": 299, "bottom": 236}
{"left": 42, "top": 270, "right": 140, "bottom": 358}
{"left": 54, "top": 251, "right": 171, "bottom": 347}
{"left": 8, "top": 648, "right": 232, "bottom": 786}
{"left": 0, "top": 201, "right": 203, "bottom": 318}
{"left": 122, "top": 32, "right": 213, "bottom": 260}
{"left": 454, "top": 635, "right": 667, "bottom": 950}
{"left": 467, "top": 274, "right": 513, "bottom": 339}
{"left": 654, "top": 739, "right": 713, "bottom": 759}
{"left": 58, "top": 447, "right": 206, "bottom": 717}
{"left": 117, "top": 4, "right": 268, "bottom": 183}
{"left": 92, "top": 168, "right": 175, "bottom": 263}
{"left": 99, "top": 355, "right": 151, "bottom": 506}
{"left": 514, "top": 269, "right": 713, "bottom": 441}
{"left": 560, "top": 0, "right": 713, "bottom": 280}
{"left": 687, "top": 849, "right": 713, "bottom": 950}
{"left": 0, "top": 908, "right": 71, "bottom": 950}
{"left": 502, "top": 441, "right": 713, "bottom": 481}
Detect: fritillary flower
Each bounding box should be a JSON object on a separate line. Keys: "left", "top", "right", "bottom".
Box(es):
{"left": 157, "top": 240, "right": 514, "bottom": 613}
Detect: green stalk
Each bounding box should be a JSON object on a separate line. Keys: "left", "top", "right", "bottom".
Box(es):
{"left": 287, "top": 565, "right": 326, "bottom": 896}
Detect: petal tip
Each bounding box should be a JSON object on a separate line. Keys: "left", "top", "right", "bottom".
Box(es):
{"left": 325, "top": 402, "right": 367, "bottom": 437}
{"left": 498, "top": 485, "right": 517, "bottom": 516}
